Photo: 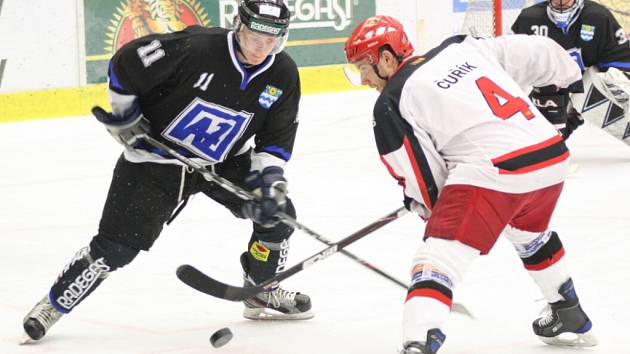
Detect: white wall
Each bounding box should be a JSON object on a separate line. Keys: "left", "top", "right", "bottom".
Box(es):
{"left": 0, "top": 0, "right": 80, "bottom": 93}
{"left": 416, "top": 0, "right": 455, "bottom": 52}
{"left": 376, "top": 0, "right": 419, "bottom": 52}
{"left": 0, "top": 0, "right": 461, "bottom": 94}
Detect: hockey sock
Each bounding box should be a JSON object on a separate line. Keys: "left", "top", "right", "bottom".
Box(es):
{"left": 504, "top": 226, "right": 569, "bottom": 303}
{"left": 241, "top": 238, "right": 289, "bottom": 283}
{"left": 49, "top": 235, "right": 139, "bottom": 313}
{"left": 403, "top": 268, "right": 452, "bottom": 345}
{"left": 242, "top": 202, "right": 295, "bottom": 283}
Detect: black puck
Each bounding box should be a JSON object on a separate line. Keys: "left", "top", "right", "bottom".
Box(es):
{"left": 210, "top": 327, "right": 233, "bottom": 348}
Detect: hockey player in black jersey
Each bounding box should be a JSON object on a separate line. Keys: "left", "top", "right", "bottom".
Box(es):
{"left": 512, "top": 0, "right": 630, "bottom": 141}
{"left": 22, "top": 0, "right": 313, "bottom": 343}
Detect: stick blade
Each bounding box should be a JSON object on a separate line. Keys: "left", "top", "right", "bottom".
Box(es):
{"left": 176, "top": 264, "right": 260, "bottom": 301}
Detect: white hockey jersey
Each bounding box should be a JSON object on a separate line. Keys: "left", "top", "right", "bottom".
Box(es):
{"left": 374, "top": 35, "right": 581, "bottom": 213}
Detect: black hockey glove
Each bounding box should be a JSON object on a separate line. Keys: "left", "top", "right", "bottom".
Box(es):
{"left": 242, "top": 166, "right": 288, "bottom": 227}
{"left": 92, "top": 105, "right": 150, "bottom": 146}
{"left": 563, "top": 108, "right": 584, "bottom": 140}
{"left": 530, "top": 85, "right": 569, "bottom": 127}
{"left": 530, "top": 85, "right": 584, "bottom": 140}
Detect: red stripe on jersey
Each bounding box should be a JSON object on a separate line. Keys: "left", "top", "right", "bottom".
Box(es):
{"left": 492, "top": 135, "right": 563, "bottom": 164}
{"left": 403, "top": 136, "right": 433, "bottom": 209}
{"left": 491, "top": 135, "right": 569, "bottom": 174}
{"left": 380, "top": 155, "right": 406, "bottom": 188}
{"left": 497, "top": 150, "right": 570, "bottom": 175}
{"left": 524, "top": 247, "right": 566, "bottom": 271}
{"left": 405, "top": 288, "right": 452, "bottom": 308}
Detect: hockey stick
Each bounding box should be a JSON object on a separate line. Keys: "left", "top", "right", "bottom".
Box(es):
{"left": 91, "top": 106, "right": 473, "bottom": 316}
{"left": 136, "top": 126, "right": 423, "bottom": 291}
{"left": 134, "top": 131, "right": 472, "bottom": 316}
{"left": 175, "top": 206, "right": 408, "bottom": 301}
{"left": 90, "top": 106, "right": 413, "bottom": 290}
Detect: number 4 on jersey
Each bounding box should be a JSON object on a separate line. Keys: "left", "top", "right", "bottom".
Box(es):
{"left": 476, "top": 76, "right": 535, "bottom": 120}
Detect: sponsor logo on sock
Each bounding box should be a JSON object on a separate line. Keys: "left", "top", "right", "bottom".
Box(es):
{"left": 56, "top": 258, "right": 111, "bottom": 310}
{"left": 275, "top": 239, "right": 290, "bottom": 273}
{"left": 250, "top": 241, "right": 270, "bottom": 262}
{"left": 518, "top": 231, "right": 552, "bottom": 258}
{"left": 411, "top": 265, "right": 453, "bottom": 289}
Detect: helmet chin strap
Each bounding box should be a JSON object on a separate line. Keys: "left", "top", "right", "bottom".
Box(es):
{"left": 372, "top": 64, "right": 389, "bottom": 81}
{"left": 373, "top": 54, "right": 404, "bottom": 81}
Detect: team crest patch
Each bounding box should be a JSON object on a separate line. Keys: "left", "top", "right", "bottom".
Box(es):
{"left": 580, "top": 25, "right": 595, "bottom": 41}
{"left": 249, "top": 241, "right": 270, "bottom": 262}
{"left": 259, "top": 85, "right": 283, "bottom": 109}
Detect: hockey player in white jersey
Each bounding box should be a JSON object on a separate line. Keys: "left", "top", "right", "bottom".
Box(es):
{"left": 344, "top": 16, "right": 597, "bottom": 354}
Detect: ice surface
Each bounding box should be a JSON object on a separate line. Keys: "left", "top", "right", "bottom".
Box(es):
{"left": 1, "top": 90, "right": 629, "bottom": 353}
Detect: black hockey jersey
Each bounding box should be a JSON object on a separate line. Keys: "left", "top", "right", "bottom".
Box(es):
{"left": 511, "top": 0, "right": 630, "bottom": 72}
{"left": 108, "top": 26, "right": 300, "bottom": 167}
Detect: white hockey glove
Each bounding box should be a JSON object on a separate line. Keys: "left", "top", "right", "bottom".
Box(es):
{"left": 92, "top": 105, "right": 150, "bottom": 146}
{"left": 600, "top": 67, "right": 630, "bottom": 110}
{"left": 403, "top": 196, "right": 430, "bottom": 221}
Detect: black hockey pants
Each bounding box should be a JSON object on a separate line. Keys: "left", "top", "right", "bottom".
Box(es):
{"left": 49, "top": 152, "right": 296, "bottom": 312}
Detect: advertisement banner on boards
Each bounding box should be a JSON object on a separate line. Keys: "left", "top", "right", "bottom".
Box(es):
{"left": 83, "top": 0, "right": 376, "bottom": 84}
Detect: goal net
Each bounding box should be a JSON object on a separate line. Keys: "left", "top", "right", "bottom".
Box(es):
{"left": 460, "top": 0, "right": 538, "bottom": 37}
{"left": 461, "top": 0, "right": 630, "bottom": 38}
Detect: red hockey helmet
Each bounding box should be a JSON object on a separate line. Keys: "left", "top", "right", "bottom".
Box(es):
{"left": 344, "top": 16, "right": 414, "bottom": 65}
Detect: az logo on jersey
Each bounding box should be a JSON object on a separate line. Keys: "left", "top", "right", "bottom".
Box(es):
{"left": 163, "top": 98, "right": 253, "bottom": 162}
{"left": 259, "top": 85, "right": 283, "bottom": 109}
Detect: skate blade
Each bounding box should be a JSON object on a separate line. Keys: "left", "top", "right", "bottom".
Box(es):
{"left": 538, "top": 330, "right": 598, "bottom": 347}
{"left": 243, "top": 307, "right": 314, "bottom": 320}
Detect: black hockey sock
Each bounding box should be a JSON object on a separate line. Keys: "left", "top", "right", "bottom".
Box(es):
{"left": 49, "top": 236, "right": 139, "bottom": 313}
{"left": 241, "top": 237, "right": 289, "bottom": 283}
{"left": 241, "top": 200, "right": 295, "bottom": 283}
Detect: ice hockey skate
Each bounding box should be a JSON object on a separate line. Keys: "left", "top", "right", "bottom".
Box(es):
{"left": 242, "top": 278, "right": 313, "bottom": 320}
{"left": 533, "top": 278, "right": 597, "bottom": 347}
{"left": 399, "top": 328, "right": 446, "bottom": 354}
{"left": 22, "top": 294, "right": 63, "bottom": 342}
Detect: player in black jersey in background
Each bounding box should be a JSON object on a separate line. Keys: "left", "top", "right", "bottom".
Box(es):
{"left": 512, "top": 0, "right": 630, "bottom": 140}
{"left": 22, "top": 0, "right": 313, "bottom": 343}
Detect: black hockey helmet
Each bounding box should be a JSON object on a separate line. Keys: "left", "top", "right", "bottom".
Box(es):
{"left": 234, "top": 0, "right": 290, "bottom": 54}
